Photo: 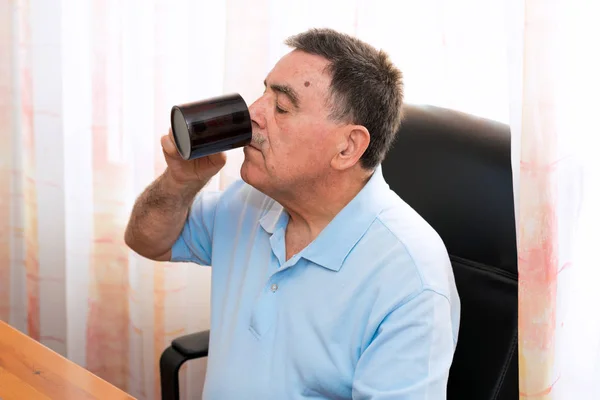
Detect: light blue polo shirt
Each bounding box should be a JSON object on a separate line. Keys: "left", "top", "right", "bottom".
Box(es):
{"left": 171, "top": 167, "right": 460, "bottom": 399}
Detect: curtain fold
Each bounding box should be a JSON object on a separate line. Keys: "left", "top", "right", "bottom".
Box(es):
{"left": 513, "top": 0, "right": 600, "bottom": 398}
{"left": 516, "top": 0, "right": 560, "bottom": 393}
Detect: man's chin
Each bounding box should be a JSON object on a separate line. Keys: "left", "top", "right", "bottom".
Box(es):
{"left": 240, "top": 160, "right": 258, "bottom": 186}
{"left": 240, "top": 162, "right": 269, "bottom": 194}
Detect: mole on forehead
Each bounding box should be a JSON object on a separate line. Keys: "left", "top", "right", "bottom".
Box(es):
{"left": 304, "top": 81, "right": 311, "bottom": 87}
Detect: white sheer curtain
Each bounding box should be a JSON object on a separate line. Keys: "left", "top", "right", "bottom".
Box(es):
{"left": 509, "top": 0, "right": 600, "bottom": 398}
{"left": 2, "top": 0, "right": 599, "bottom": 398}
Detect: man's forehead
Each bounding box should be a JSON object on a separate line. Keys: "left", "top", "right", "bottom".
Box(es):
{"left": 266, "top": 50, "right": 331, "bottom": 93}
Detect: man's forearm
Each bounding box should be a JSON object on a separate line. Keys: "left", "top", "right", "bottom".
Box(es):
{"left": 124, "top": 169, "right": 208, "bottom": 260}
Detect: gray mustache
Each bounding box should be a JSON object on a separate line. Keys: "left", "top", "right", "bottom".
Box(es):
{"left": 252, "top": 134, "right": 266, "bottom": 147}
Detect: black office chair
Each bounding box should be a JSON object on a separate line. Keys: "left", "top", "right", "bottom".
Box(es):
{"left": 160, "top": 104, "right": 519, "bottom": 400}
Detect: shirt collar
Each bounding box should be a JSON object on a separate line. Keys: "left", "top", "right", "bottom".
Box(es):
{"left": 259, "top": 166, "right": 394, "bottom": 272}
{"left": 259, "top": 200, "right": 286, "bottom": 234}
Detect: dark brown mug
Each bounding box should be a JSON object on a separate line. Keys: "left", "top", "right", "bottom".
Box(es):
{"left": 170, "top": 93, "right": 252, "bottom": 160}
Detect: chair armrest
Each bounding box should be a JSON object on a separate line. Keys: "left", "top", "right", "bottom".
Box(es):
{"left": 160, "top": 329, "right": 210, "bottom": 400}
{"left": 172, "top": 330, "right": 210, "bottom": 358}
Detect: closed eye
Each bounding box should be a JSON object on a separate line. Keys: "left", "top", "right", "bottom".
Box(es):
{"left": 275, "top": 105, "right": 288, "bottom": 114}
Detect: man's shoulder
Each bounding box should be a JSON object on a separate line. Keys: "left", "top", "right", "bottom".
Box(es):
{"left": 355, "top": 195, "right": 454, "bottom": 298}
{"left": 376, "top": 196, "right": 450, "bottom": 268}
{"left": 343, "top": 193, "right": 460, "bottom": 342}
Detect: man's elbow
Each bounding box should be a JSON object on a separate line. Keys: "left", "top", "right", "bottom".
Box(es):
{"left": 124, "top": 230, "right": 172, "bottom": 262}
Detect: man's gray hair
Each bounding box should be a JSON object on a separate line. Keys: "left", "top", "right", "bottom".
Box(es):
{"left": 285, "top": 28, "right": 404, "bottom": 170}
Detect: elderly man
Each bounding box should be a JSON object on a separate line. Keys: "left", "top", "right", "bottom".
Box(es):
{"left": 125, "top": 28, "right": 460, "bottom": 399}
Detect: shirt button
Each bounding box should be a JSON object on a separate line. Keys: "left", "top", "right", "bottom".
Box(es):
{"left": 270, "top": 283, "right": 278, "bottom": 293}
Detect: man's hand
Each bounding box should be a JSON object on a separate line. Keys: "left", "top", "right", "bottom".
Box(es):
{"left": 161, "top": 129, "right": 226, "bottom": 186}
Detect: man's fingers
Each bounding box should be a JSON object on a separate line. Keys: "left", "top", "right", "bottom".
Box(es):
{"left": 161, "top": 134, "right": 179, "bottom": 158}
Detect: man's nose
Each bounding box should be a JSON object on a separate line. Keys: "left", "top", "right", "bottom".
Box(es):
{"left": 249, "top": 97, "right": 267, "bottom": 129}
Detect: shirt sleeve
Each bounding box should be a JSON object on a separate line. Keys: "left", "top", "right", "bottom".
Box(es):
{"left": 170, "top": 190, "right": 222, "bottom": 265}
{"left": 352, "top": 289, "right": 456, "bottom": 400}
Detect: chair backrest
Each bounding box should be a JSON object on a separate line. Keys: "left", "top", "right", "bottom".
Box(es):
{"left": 381, "top": 104, "right": 518, "bottom": 400}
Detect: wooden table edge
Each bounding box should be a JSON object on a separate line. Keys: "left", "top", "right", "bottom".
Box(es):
{"left": 0, "top": 321, "right": 137, "bottom": 399}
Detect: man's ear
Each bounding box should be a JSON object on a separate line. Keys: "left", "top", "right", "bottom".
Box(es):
{"left": 330, "top": 125, "right": 370, "bottom": 171}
